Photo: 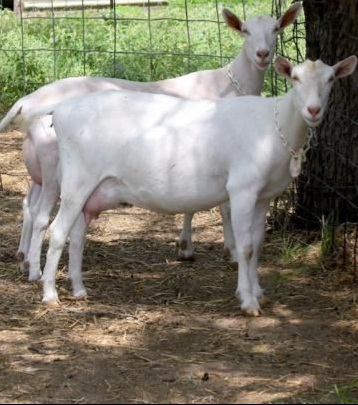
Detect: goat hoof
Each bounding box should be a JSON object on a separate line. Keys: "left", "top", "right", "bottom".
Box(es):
{"left": 223, "top": 247, "right": 231, "bottom": 258}
{"left": 244, "top": 308, "right": 262, "bottom": 317}
{"left": 43, "top": 300, "right": 60, "bottom": 307}
{"left": 42, "top": 289, "right": 60, "bottom": 305}
{"left": 19, "top": 263, "right": 28, "bottom": 275}
{"left": 177, "top": 239, "right": 195, "bottom": 261}
{"left": 16, "top": 251, "right": 25, "bottom": 262}
{"left": 42, "top": 296, "right": 60, "bottom": 306}
{"left": 73, "top": 289, "right": 88, "bottom": 299}
{"left": 258, "top": 295, "right": 267, "bottom": 306}
{"left": 177, "top": 253, "right": 195, "bottom": 262}
{"left": 238, "top": 293, "right": 262, "bottom": 317}
{"left": 229, "top": 261, "right": 238, "bottom": 271}
{"left": 224, "top": 252, "right": 238, "bottom": 265}
{"left": 28, "top": 269, "right": 42, "bottom": 282}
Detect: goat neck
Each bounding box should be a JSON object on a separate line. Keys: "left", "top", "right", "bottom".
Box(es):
{"left": 229, "top": 46, "right": 266, "bottom": 96}
{"left": 276, "top": 90, "right": 309, "bottom": 154}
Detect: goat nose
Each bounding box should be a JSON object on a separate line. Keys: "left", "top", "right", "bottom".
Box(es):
{"left": 307, "top": 106, "right": 321, "bottom": 117}
{"left": 256, "top": 49, "right": 270, "bottom": 59}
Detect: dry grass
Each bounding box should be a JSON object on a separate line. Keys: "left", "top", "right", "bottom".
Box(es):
{"left": 0, "top": 129, "right": 358, "bottom": 404}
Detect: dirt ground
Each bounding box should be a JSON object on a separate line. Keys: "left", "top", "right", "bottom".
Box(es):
{"left": 0, "top": 129, "right": 358, "bottom": 404}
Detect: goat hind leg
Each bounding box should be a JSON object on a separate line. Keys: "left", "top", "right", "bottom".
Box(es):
{"left": 17, "top": 182, "right": 41, "bottom": 273}
{"left": 26, "top": 182, "right": 60, "bottom": 281}
{"left": 219, "top": 201, "right": 238, "bottom": 262}
{"left": 68, "top": 213, "right": 88, "bottom": 299}
{"left": 178, "top": 212, "right": 195, "bottom": 261}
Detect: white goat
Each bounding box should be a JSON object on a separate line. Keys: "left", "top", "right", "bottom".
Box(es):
{"left": 18, "top": 55, "right": 357, "bottom": 315}
{"left": 0, "top": 3, "right": 302, "bottom": 280}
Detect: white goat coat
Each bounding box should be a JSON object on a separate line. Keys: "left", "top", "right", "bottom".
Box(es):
{"left": 51, "top": 90, "right": 290, "bottom": 219}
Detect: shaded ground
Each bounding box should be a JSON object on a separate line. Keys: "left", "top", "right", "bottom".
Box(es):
{"left": 0, "top": 129, "right": 358, "bottom": 404}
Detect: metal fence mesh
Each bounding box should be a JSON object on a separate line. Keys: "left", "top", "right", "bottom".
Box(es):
{"left": 0, "top": 0, "right": 304, "bottom": 98}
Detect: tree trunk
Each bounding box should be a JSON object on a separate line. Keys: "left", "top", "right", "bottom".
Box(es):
{"left": 295, "top": 0, "right": 358, "bottom": 227}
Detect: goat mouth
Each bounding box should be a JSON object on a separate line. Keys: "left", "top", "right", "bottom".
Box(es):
{"left": 305, "top": 116, "right": 322, "bottom": 127}
{"left": 256, "top": 61, "right": 270, "bottom": 70}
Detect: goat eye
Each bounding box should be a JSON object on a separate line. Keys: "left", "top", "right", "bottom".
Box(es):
{"left": 273, "top": 26, "right": 280, "bottom": 33}
{"left": 327, "top": 76, "right": 334, "bottom": 83}
{"left": 242, "top": 28, "right": 250, "bottom": 35}
{"left": 292, "top": 75, "right": 300, "bottom": 83}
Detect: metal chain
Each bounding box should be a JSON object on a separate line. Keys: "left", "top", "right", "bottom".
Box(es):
{"left": 226, "top": 64, "right": 247, "bottom": 96}
{"left": 302, "top": 127, "right": 316, "bottom": 162}
{"left": 274, "top": 97, "right": 314, "bottom": 162}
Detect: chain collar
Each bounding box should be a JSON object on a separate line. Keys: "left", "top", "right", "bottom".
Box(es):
{"left": 274, "top": 97, "right": 303, "bottom": 158}
{"left": 226, "top": 63, "right": 247, "bottom": 96}
{"left": 274, "top": 97, "right": 316, "bottom": 177}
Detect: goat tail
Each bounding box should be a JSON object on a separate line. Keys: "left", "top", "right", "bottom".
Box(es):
{"left": 0, "top": 101, "right": 24, "bottom": 132}
{"left": 0, "top": 102, "right": 56, "bottom": 133}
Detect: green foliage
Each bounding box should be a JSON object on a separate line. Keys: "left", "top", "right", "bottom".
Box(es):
{"left": 334, "top": 381, "right": 358, "bottom": 404}
{"left": 0, "top": 2, "right": 304, "bottom": 108}
{"left": 273, "top": 234, "right": 310, "bottom": 265}
{"left": 270, "top": 380, "right": 358, "bottom": 404}
{"left": 320, "top": 212, "right": 336, "bottom": 258}
{"left": 280, "top": 235, "right": 308, "bottom": 262}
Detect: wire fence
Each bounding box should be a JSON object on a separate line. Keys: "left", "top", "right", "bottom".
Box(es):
{"left": 0, "top": 0, "right": 356, "bottom": 276}
{"left": 0, "top": 0, "right": 304, "bottom": 102}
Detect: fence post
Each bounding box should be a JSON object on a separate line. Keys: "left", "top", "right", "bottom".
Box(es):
{"left": 13, "top": 0, "right": 23, "bottom": 15}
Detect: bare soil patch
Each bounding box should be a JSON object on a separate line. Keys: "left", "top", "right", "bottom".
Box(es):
{"left": 1, "top": 129, "right": 357, "bottom": 404}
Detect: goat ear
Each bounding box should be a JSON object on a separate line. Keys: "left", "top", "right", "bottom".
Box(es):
{"left": 222, "top": 8, "right": 244, "bottom": 35}
{"left": 277, "top": 1, "right": 302, "bottom": 31}
{"left": 275, "top": 56, "right": 293, "bottom": 79}
{"left": 333, "top": 55, "right": 357, "bottom": 79}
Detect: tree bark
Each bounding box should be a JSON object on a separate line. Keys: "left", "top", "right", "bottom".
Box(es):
{"left": 295, "top": 0, "right": 358, "bottom": 227}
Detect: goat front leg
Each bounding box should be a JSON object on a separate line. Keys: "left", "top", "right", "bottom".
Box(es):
{"left": 17, "top": 181, "right": 41, "bottom": 273}
{"left": 41, "top": 199, "right": 85, "bottom": 304}
{"left": 178, "top": 212, "right": 195, "bottom": 261}
{"left": 229, "top": 192, "right": 262, "bottom": 316}
{"left": 68, "top": 213, "right": 88, "bottom": 299}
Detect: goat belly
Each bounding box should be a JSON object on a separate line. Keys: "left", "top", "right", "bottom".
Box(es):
{"left": 82, "top": 177, "right": 124, "bottom": 225}
{"left": 81, "top": 174, "right": 227, "bottom": 220}
{"left": 23, "top": 138, "right": 42, "bottom": 185}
